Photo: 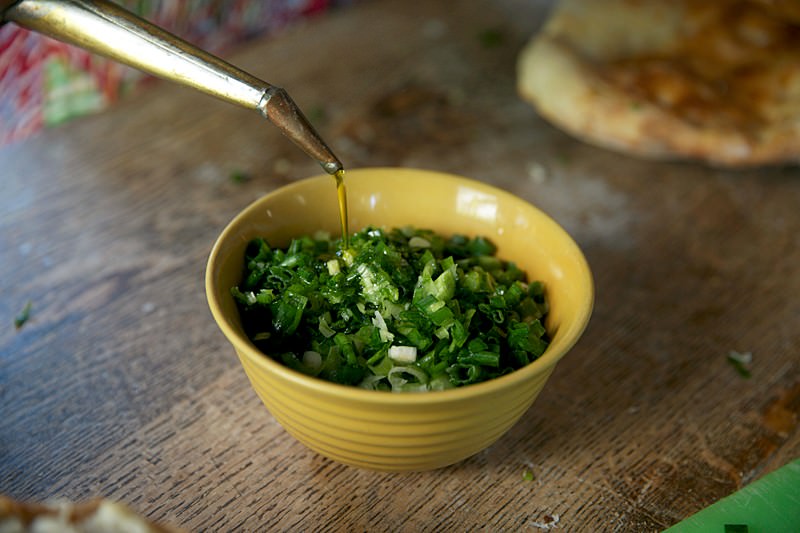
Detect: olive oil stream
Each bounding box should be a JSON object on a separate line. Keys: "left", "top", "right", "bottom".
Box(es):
{"left": 334, "top": 169, "right": 349, "bottom": 249}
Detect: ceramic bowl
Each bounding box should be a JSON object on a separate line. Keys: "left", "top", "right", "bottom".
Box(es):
{"left": 206, "top": 167, "right": 593, "bottom": 471}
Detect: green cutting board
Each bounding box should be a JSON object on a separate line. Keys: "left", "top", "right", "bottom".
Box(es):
{"left": 665, "top": 459, "right": 800, "bottom": 533}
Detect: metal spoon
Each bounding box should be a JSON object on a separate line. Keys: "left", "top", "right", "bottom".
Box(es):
{"left": 1, "top": 0, "right": 343, "bottom": 175}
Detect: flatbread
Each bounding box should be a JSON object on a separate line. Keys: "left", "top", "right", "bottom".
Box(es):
{"left": 517, "top": 0, "right": 800, "bottom": 167}
{"left": 0, "top": 495, "right": 181, "bottom": 533}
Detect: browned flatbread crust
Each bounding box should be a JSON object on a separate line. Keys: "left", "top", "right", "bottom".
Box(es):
{"left": 517, "top": 0, "right": 800, "bottom": 167}
{"left": 0, "top": 494, "right": 180, "bottom": 532}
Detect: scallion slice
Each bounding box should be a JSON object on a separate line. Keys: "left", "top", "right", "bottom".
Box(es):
{"left": 232, "top": 226, "right": 549, "bottom": 390}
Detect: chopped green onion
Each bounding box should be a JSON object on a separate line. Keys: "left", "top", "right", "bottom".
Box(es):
{"left": 388, "top": 345, "right": 417, "bottom": 363}
{"left": 302, "top": 351, "right": 323, "bottom": 372}
{"left": 727, "top": 351, "right": 752, "bottom": 379}
{"left": 388, "top": 365, "right": 429, "bottom": 391}
{"left": 318, "top": 314, "right": 336, "bottom": 338}
{"left": 408, "top": 236, "right": 431, "bottom": 248}
{"left": 232, "top": 226, "right": 550, "bottom": 390}
{"left": 230, "top": 169, "right": 251, "bottom": 183}
{"left": 14, "top": 301, "right": 32, "bottom": 330}
{"left": 326, "top": 259, "right": 340, "bottom": 275}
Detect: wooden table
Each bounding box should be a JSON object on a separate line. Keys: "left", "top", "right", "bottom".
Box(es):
{"left": 2, "top": 0, "right": 798, "bottom": 530}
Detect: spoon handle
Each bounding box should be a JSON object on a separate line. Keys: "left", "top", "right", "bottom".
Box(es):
{"left": 2, "top": 0, "right": 343, "bottom": 174}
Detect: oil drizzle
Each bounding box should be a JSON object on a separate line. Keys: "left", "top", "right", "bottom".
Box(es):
{"left": 334, "top": 169, "right": 349, "bottom": 249}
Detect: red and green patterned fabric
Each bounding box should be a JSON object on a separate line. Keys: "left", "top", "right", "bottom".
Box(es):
{"left": 0, "top": 0, "right": 339, "bottom": 145}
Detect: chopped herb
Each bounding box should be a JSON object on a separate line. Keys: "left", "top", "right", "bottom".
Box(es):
{"left": 522, "top": 469, "right": 535, "bottom": 482}
{"left": 727, "top": 351, "right": 752, "bottom": 379}
{"left": 230, "top": 170, "right": 251, "bottom": 184}
{"left": 724, "top": 525, "right": 749, "bottom": 533}
{"left": 232, "top": 226, "right": 550, "bottom": 391}
{"left": 478, "top": 28, "right": 505, "bottom": 48}
{"left": 14, "top": 301, "right": 32, "bottom": 330}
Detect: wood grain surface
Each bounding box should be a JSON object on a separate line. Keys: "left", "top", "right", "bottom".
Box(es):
{"left": 1, "top": 0, "right": 799, "bottom": 531}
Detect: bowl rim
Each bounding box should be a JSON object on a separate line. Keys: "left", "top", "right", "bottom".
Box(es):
{"left": 205, "top": 167, "right": 594, "bottom": 404}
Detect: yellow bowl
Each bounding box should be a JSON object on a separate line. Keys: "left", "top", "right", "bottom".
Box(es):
{"left": 206, "top": 167, "right": 593, "bottom": 471}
